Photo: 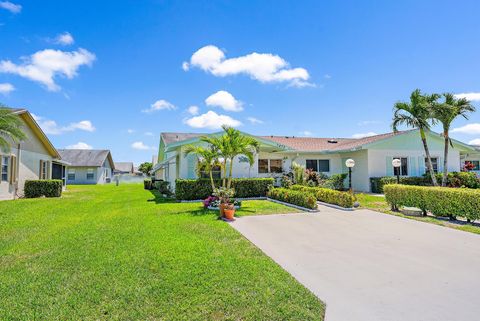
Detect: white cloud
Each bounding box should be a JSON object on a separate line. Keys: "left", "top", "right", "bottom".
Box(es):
{"left": 454, "top": 92, "right": 480, "bottom": 102}
{"left": 0, "top": 48, "right": 95, "bottom": 91}
{"left": 144, "top": 132, "right": 154, "bottom": 136}
{"left": 187, "top": 105, "right": 199, "bottom": 115}
{"left": 324, "top": 74, "right": 331, "bottom": 79}
{"left": 182, "top": 61, "right": 189, "bottom": 71}
{"left": 185, "top": 45, "right": 312, "bottom": 87}
{"left": 55, "top": 32, "right": 74, "bottom": 46}
{"left": 127, "top": 129, "right": 135, "bottom": 134}
{"left": 205, "top": 90, "right": 243, "bottom": 112}
{"left": 247, "top": 117, "right": 263, "bottom": 124}
{"left": 468, "top": 138, "right": 480, "bottom": 146}
{"left": 131, "top": 141, "right": 155, "bottom": 150}
{"left": 357, "top": 120, "right": 382, "bottom": 126}
{"left": 0, "top": 1, "right": 21, "bottom": 13}
{"left": 184, "top": 110, "right": 242, "bottom": 130}
{"left": 451, "top": 123, "right": 480, "bottom": 135}
{"left": 66, "top": 142, "right": 92, "bottom": 150}
{"left": 32, "top": 114, "right": 95, "bottom": 135}
{"left": 352, "top": 132, "right": 377, "bottom": 139}
{"left": 299, "top": 130, "right": 313, "bottom": 137}
{"left": 0, "top": 83, "right": 14, "bottom": 95}
{"left": 142, "top": 99, "right": 176, "bottom": 113}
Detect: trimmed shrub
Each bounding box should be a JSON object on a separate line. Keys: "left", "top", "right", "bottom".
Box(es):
{"left": 24, "top": 180, "right": 62, "bottom": 198}
{"left": 175, "top": 178, "right": 274, "bottom": 200}
{"left": 144, "top": 179, "right": 152, "bottom": 190}
{"left": 370, "top": 176, "right": 431, "bottom": 193}
{"left": 327, "top": 173, "right": 347, "bottom": 191}
{"left": 384, "top": 184, "right": 480, "bottom": 221}
{"left": 267, "top": 187, "right": 317, "bottom": 209}
{"left": 155, "top": 180, "right": 172, "bottom": 196}
{"left": 290, "top": 185, "right": 355, "bottom": 208}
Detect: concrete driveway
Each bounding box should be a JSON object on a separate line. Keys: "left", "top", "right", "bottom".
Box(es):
{"left": 231, "top": 205, "right": 480, "bottom": 321}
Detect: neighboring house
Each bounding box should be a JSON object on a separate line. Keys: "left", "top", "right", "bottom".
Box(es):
{"left": 58, "top": 149, "right": 115, "bottom": 185}
{"left": 152, "top": 129, "right": 480, "bottom": 192}
{"left": 0, "top": 108, "right": 68, "bottom": 200}
{"left": 113, "top": 162, "right": 134, "bottom": 175}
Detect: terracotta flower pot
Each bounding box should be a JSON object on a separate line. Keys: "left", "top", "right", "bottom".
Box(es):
{"left": 224, "top": 208, "right": 235, "bottom": 220}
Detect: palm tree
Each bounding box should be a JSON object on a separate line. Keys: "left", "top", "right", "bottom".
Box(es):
{"left": 431, "top": 93, "right": 475, "bottom": 186}
{"left": 184, "top": 145, "right": 220, "bottom": 190}
{"left": 392, "top": 89, "right": 440, "bottom": 186}
{"left": 202, "top": 126, "right": 260, "bottom": 189}
{"left": 0, "top": 106, "right": 27, "bottom": 152}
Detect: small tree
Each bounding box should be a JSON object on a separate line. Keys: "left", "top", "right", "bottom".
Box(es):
{"left": 0, "top": 106, "right": 27, "bottom": 152}
{"left": 431, "top": 93, "right": 475, "bottom": 186}
{"left": 138, "top": 162, "right": 153, "bottom": 175}
{"left": 392, "top": 89, "right": 439, "bottom": 186}
{"left": 184, "top": 145, "right": 221, "bottom": 190}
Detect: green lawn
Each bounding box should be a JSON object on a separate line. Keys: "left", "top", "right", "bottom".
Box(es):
{"left": 356, "top": 193, "right": 480, "bottom": 235}
{"left": 0, "top": 184, "right": 324, "bottom": 320}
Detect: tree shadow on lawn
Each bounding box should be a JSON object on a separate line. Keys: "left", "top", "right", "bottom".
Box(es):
{"left": 147, "top": 189, "right": 177, "bottom": 204}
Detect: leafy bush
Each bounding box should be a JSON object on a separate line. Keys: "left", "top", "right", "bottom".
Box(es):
{"left": 175, "top": 178, "right": 274, "bottom": 200}
{"left": 281, "top": 174, "right": 293, "bottom": 188}
{"left": 370, "top": 176, "right": 431, "bottom": 193}
{"left": 24, "top": 180, "right": 63, "bottom": 198}
{"left": 384, "top": 184, "right": 480, "bottom": 221}
{"left": 327, "top": 173, "right": 347, "bottom": 191}
{"left": 267, "top": 187, "right": 317, "bottom": 209}
{"left": 154, "top": 180, "right": 172, "bottom": 196}
{"left": 144, "top": 179, "right": 152, "bottom": 190}
{"left": 290, "top": 185, "right": 355, "bottom": 208}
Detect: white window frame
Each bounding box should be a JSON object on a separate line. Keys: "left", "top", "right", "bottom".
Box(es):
{"left": 393, "top": 157, "right": 409, "bottom": 176}
{"left": 306, "top": 159, "right": 331, "bottom": 173}
{"left": 425, "top": 157, "right": 438, "bottom": 174}
{"left": 1, "top": 156, "right": 9, "bottom": 182}
{"left": 86, "top": 168, "right": 95, "bottom": 180}
{"left": 258, "top": 159, "right": 283, "bottom": 174}
{"left": 67, "top": 168, "right": 76, "bottom": 181}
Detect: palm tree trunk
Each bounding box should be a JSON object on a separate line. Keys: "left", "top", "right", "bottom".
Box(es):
{"left": 222, "top": 162, "right": 227, "bottom": 188}
{"left": 420, "top": 128, "right": 438, "bottom": 186}
{"left": 442, "top": 132, "right": 449, "bottom": 187}
{"left": 227, "top": 158, "right": 234, "bottom": 189}
{"left": 209, "top": 169, "right": 216, "bottom": 191}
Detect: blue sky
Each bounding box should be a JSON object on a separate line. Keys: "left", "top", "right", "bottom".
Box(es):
{"left": 1, "top": 0, "right": 480, "bottom": 165}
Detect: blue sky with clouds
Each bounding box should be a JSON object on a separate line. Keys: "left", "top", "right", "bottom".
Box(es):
{"left": 1, "top": 0, "right": 480, "bottom": 164}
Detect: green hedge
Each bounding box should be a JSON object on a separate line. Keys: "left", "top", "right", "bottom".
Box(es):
{"left": 290, "top": 185, "right": 355, "bottom": 208}
{"left": 267, "top": 188, "right": 317, "bottom": 209}
{"left": 24, "top": 180, "right": 63, "bottom": 198}
{"left": 371, "top": 172, "right": 480, "bottom": 193}
{"left": 384, "top": 184, "right": 480, "bottom": 221}
{"left": 370, "top": 177, "right": 430, "bottom": 193}
{"left": 175, "top": 178, "right": 274, "bottom": 200}
{"left": 144, "top": 179, "right": 152, "bottom": 190}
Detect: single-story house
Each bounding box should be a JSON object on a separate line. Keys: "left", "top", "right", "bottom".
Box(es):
{"left": 58, "top": 149, "right": 115, "bottom": 185}
{"left": 152, "top": 129, "right": 480, "bottom": 192}
{"left": 1, "top": 108, "right": 68, "bottom": 200}
{"left": 113, "top": 162, "right": 134, "bottom": 175}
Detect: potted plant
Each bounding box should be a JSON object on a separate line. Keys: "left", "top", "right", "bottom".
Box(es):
{"left": 213, "top": 187, "right": 235, "bottom": 218}
{"left": 223, "top": 203, "right": 235, "bottom": 220}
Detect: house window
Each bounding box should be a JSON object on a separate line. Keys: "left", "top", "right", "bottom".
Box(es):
{"left": 425, "top": 157, "right": 438, "bottom": 173}
{"left": 393, "top": 157, "right": 408, "bottom": 176}
{"left": 306, "top": 159, "right": 330, "bottom": 172}
{"left": 68, "top": 169, "right": 75, "bottom": 181}
{"left": 1, "top": 156, "right": 9, "bottom": 182}
{"left": 258, "top": 159, "right": 283, "bottom": 174}
{"left": 200, "top": 165, "right": 222, "bottom": 179}
{"left": 258, "top": 159, "right": 269, "bottom": 173}
{"left": 87, "top": 168, "right": 94, "bottom": 180}
{"left": 40, "top": 160, "right": 48, "bottom": 179}
{"left": 468, "top": 160, "right": 480, "bottom": 170}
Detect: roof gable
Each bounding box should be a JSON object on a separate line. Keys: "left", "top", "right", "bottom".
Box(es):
{"left": 58, "top": 149, "right": 114, "bottom": 168}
